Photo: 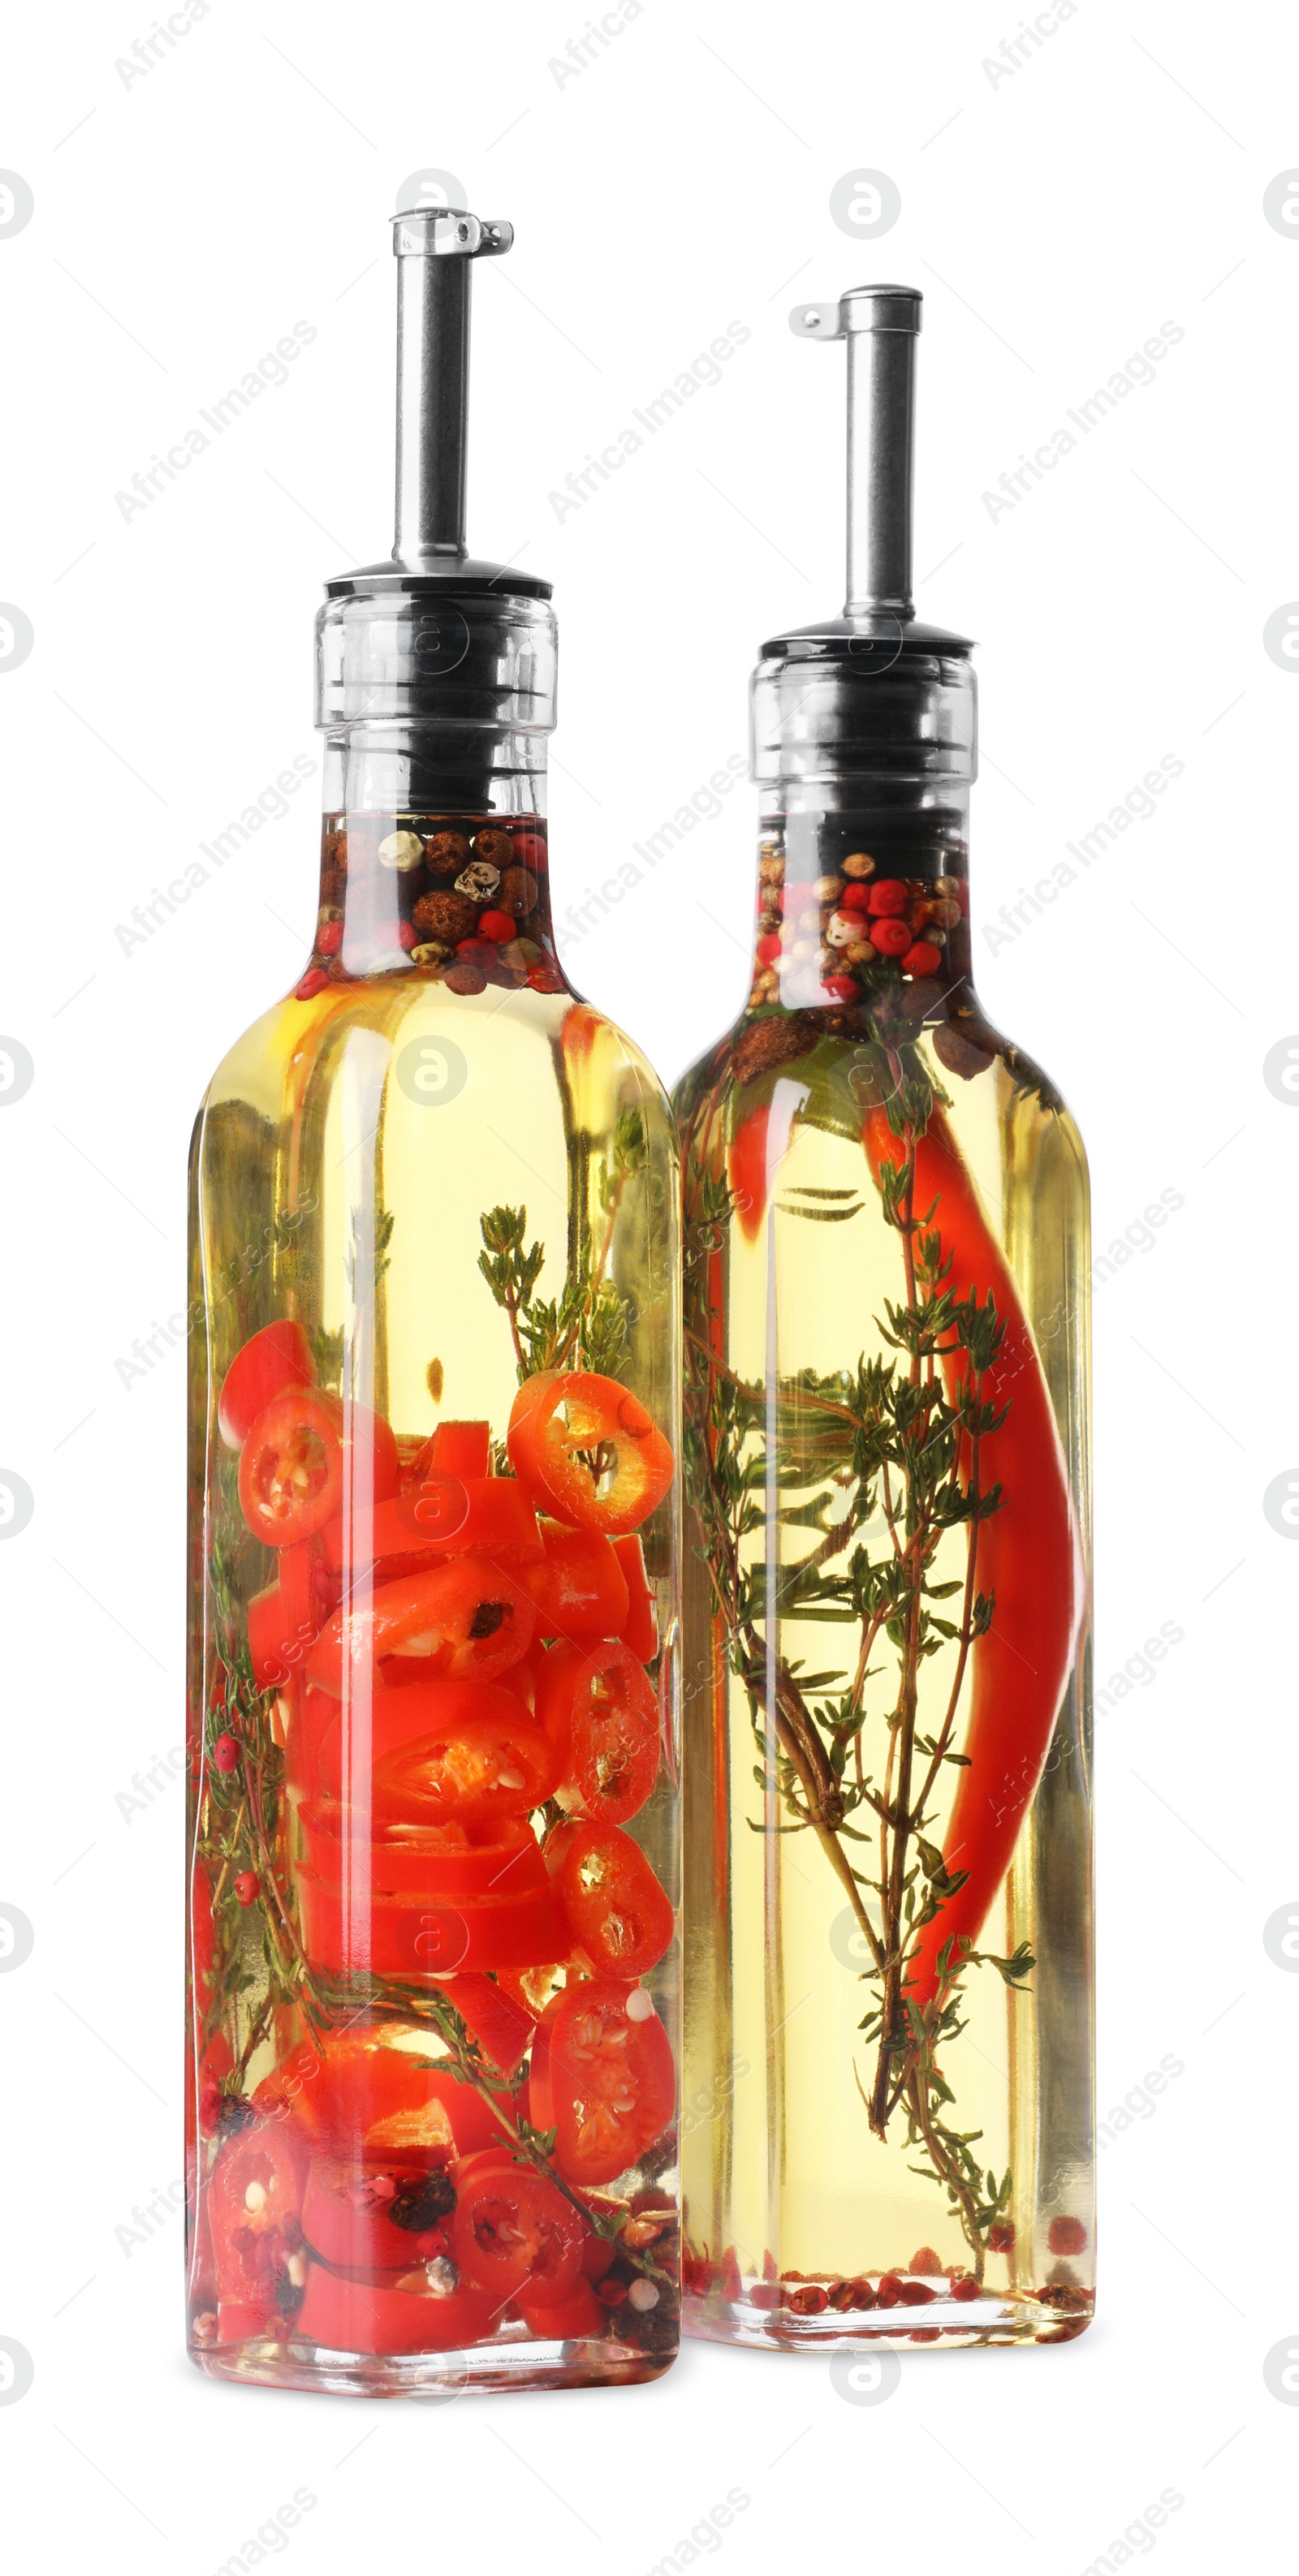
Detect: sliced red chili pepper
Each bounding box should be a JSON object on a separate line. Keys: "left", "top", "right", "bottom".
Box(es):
{"left": 296, "top": 2260, "right": 496, "bottom": 2354}
{"left": 420, "top": 1419, "right": 491, "bottom": 1479}
{"left": 439, "top": 1971, "right": 537, "bottom": 2078}
{"left": 301, "top": 2153, "right": 456, "bottom": 2271}
{"left": 611, "top": 1535, "right": 658, "bottom": 1661}
{"left": 296, "top": 1863, "right": 567, "bottom": 1979}
{"left": 209, "top": 2123, "right": 307, "bottom": 2306}
{"left": 537, "top": 1639, "right": 659, "bottom": 1825}
{"left": 520, "top": 2277, "right": 607, "bottom": 2338}
{"left": 507, "top": 1370, "right": 674, "bottom": 1536}
{"left": 518, "top": 1519, "right": 630, "bottom": 1641}
{"left": 529, "top": 1979, "right": 674, "bottom": 2186}
{"left": 252, "top": 2021, "right": 508, "bottom": 2162}
{"left": 450, "top": 2151, "right": 585, "bottom": 2304}
{"left": 247, "top": 1543, "right": 331, "bottom": 1690}
{"left": 319, "top": 1477, "right": 540, "bottom": 1580}
{"left": 218, "top": 1320, "right": 316, "bottom": 1451}
{"left": 239, "top": 1391, "right": 399, "bottom": 1548}
{"left": 306, "top": 1553, "right": 536, "bottom": 1695}
{"left": 296, "top": 1802, "right": 544, "bottom": 1898}
{"left": 287, "top": 1676, "right": 529, "bottom": 1808}
{"left": 546, "top": 1820, "right": 674, "bottom": 1979}
{"left": 369, "top": 1703, "right": 559, "bottom": 1827}
{"left": 863, "top": 1104, "right": 1081, "bottom": 2007}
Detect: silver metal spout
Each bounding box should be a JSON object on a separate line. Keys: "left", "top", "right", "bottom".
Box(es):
{"left": 790, "top": 285, "right": 922, "bottom": 620}
{"left": 391, "top": 208, "right": 513, "bottom": 568}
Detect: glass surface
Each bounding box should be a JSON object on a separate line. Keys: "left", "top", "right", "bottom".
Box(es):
{"left": 186, "top": 770, "right": 682, "bottom": 2395}
{"left": 675, "top": 792, "right": 1093, "bottom": 2350}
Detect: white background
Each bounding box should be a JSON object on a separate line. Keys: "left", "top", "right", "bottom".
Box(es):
{"left": 0, "top": 2, "right": 1294, "bottom": 2569}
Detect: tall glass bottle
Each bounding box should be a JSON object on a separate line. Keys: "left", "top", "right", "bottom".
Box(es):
{"left": 186, "top": 208, "right": 681, "bottom": 2394}
{"left": 675, "top": 286, "right": 1092, "bottom": 2348}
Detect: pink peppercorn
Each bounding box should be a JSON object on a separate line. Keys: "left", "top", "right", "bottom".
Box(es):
{"left": 866, "top": 879, "right": 909, "bottom": 916}
{"left": 296, "top": 967, "right": 329, "bottom": 1000}
{"left": 839, "top": 882, "right": 873, "bottom": 913}
{"left": 317, "top": 920, "right": 343, "bottom": 956}
{"left": 900, "top": 941, "right": 942, "bottom": 977}
{"left": 824, "top": 974, "right": 859, "bottom": 1001}
{"left": 477, "top": 909, "right": 517, "bottom": 944}
{"left": 869, "top": 918, "right": 912, "bottom": 958}
{"left": 756, "top": 933, "right": 782, "bottom": 966}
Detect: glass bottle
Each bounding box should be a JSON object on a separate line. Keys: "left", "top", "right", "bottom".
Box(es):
{"left": 186, "top": 206, "right": 681, "bottom": 2394}
{"left": 675, "top": 285, "right": 1092, "bottom": 2348}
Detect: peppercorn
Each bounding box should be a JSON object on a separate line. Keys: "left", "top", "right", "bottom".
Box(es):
{"left": 413, "top": 890, "right": 477, "bottom": 944}
{"left": 910, "top": 2246, "right": 942, "bottom": 2276}
{"left": 389, "top": 2170, "right": 456, "bottom": 2231}
{"left": 409, "top": 942, "right": 449, "bottom": 967}
{"left": 212, "top": 1734, "right": 240, "bottom": 1774}
{"left": 987, "top": 2221, "right": 1016, "bottom": 2254}
{"left": 901, "top": 941, "right": 942, "bottom": 977}
{"left": 785, "top": 2282, "right": 827, "bottom": 2315}
{"left": 823, "top": 973, "right": 859, "bottom": 1002}
{"left": 477, "top": 909, "right": 516, "bottom": 944}
{"left": 508, "top": 829, "right": 548, "bottom": 871}
{"left": 442, "top": 961, "right": 487, "bottom": 995}
{"left": 234, "top": 1871, "right": 259, "bottom": 1906}
{"left": 870, "top": 917, "right": 912, "bottom": 957}
{"left": 814, "top": 874, "right": 844, "bottom": 902}
{"left": 933, "top": 1020, "right": 995, "bottom": 1080}
{"left": 950, "top": 2274, "right": 981, "bottom": 2303}
{"left": 424, "top": 831, "right": 470, "bottom": 877}
{"left": 497, "top": 866, "right": 537, "bottom": 918}
{"left": 528, "top": 965, "right": 566, "bottom": 993}
{"left": 378, "top": 830, "right": 425, "bottom": 873}
{"left": 473, "top": 828, "right": 513, "bottom": 869}
{"left": 295, "top": 968, "right": 329, "bottom": 1000}
{"left": 732, "top": 1015, "right": 813, "bottom": 1085}
{"left": 1047, "top": 2216, "right": 1088, "bottom": 2256}
{"left": 866, "top": 878, "right": 909, "bottom": 915}
{"left": 756, "top": 932, "right": 782, "bottom": 965}
{"left": 841, "top": 851, "right": 875, "bottom": 878}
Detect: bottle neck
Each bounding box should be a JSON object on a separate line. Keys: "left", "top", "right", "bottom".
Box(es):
{"left": 746, "top": 788, "right": 973, "bottom": 1022}
{"left": 300, "top": 726, "right": 565, "bottom": 999}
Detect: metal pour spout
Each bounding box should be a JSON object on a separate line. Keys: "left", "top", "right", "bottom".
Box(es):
{"left": 790, "top": 285, "right": 922, "bottom": 621}
{"left": 391, "top": 207, "right": 513, "bottom": 568}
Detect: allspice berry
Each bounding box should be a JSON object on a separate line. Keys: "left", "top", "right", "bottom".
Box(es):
{"left": 473, "top": 828, "right": 513, "bottom": 869}
{"left": 933, "top": 1018, "right": 995, "bottom": 1079}
{"left": 498, "top": 866, "right": 537, "bottom": 918}
{"left": 413, "top": 890, "right": 477, "bottom": 944}
{"left": 424, "top": 831, "right": 471, "bottom": 877}
{"left": 442, "top": 960, "right": 487, "bottom": 995}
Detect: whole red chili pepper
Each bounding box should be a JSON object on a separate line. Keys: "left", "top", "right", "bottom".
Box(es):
{"left": 861, "top": 1103, "right": 1081, "bottom": 2005}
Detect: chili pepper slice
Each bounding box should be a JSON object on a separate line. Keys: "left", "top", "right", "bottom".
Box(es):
{"left": 296, "top": 1863, "right": 567, "bottom": 1979}
{"left": 305, "top": 1553, "right": 536, "bottom": 1695}
{"left": 368, "top": 1703, "right": 559, "bottom": 1827}
{"left": 863, "top": 1103, "right": 1081, "bottom": 2005}
{"left": 611, "top": 1535, "right": 658, "bottom": 1662}
{"left": 528, "top": 1979, "right": 674, "bottom": 2186}
{"left": 287, "top": 1676, "right": 527, "bottom": 1807}
{"left": 252, "top": 2021, "right": 508, "bottom": 2161}
{"left": 519, "top": 2277, "right": 608, "bottom": 2338}
{"left": 239, "top": 1390, "right": 399, "bottom": 1547}
{"left": 296, "top": 1801, "right": 543, "bottom": 1898}
{"left": 537, "top": 1639, "right": 659, "bottom": 1825}
{"left": 301, "top": 2154, "right": 455, "bottom": 2271}
{"left": 546, "top": 1819, "right": 674, "bottom": 1979}
{"left": 218, "top": 1320, "right": 316, "bottom": 1451}
{"left": 209, "top": 2124, "right": 307, "bottom": 2306}
{"left": 450, "top": 2150, "right": 586, "bottom": 2303}
{"left": 518, "top": 1519, "right": 630, "bottom": 1641}
{"left": 319, "top": 1477, "right": 541, "bottom": 1579}
{"left": 296, "top": 2260, "right": 496, "bottom": 2354}
{"left": 507, "top": 1370, "right": 674, "bottom": 1536}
